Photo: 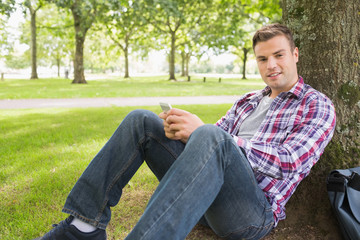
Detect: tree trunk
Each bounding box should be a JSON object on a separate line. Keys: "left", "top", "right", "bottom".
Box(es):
{"left": 123, "top": 35, "right": 130, "bottom": 78}
{"left": 56, "top": 58, "right": 61, "bottom": 77}
{"left": 272, "top": 0, "right": 360, "bottom": 238}
{"left": 72, "top": 32, "right": 86, "bottom": 84}
{"left": 30, "top": 10, "right": 38, "bottom": 79}
{"left": 169, "top": 31, "right": 176, "bottom": 80}
{"left": 242, "top": 48, "right": 248, "bottom": 80}
{"left": 181, "top": 51, "right": 185, "bottom": 77}
{"left": 71, "top": 7, "right": 87, "bottom": 84}
{"left": 185, "top": 53, "right": 190, "bottom": 77}
{"left": 124, "top": 47, "right": 129, "bottom": 78}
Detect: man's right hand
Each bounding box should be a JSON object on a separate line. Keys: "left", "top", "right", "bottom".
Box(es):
{"left": 159, "top": 108, "right": 204, "bottom": 143}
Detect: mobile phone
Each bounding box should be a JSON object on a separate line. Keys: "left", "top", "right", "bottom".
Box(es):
{"left": 160, "top": 102, "right": 172, "bottom": 112}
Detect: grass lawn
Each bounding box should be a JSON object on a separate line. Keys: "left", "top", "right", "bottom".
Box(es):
{"left": 0, "top": 104, "right": 231, "bottom": 240}
{"left": 0, "top": 75, "right": 265, "bottom": 99}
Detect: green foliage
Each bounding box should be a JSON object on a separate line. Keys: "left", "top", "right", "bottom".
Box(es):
{"left": 37, "top": 5, "right": 74, "bottom": 68}
{"left": 23, "top": 0, "right": 45, "bottom": 12}
{"left": 144, "top": 0, "right": 215, "bottom": 79}
{"left": 2, "top": 0, "right": 282, "bottom": 78}
{"left": 50, "top": 0, "right": 107, "bottom": 35}
{"left": 84, "top": 30, "right": 122, "bottom": 72}
{"left": 0, "top": 15, "right": 13, "bottom": 58}
{"left": 0, "top": 0, "right": 15, "bottom": 16}
{"left": 97, "top": 0, "right": 153, "bottom": 76}
{"left": 4, "top": 54, "right": 29, "bottom": 69}
{"left": 18, "top": 3, "right": 74, "bottom": 69}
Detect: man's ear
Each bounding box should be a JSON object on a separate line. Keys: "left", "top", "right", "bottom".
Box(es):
{"left": 293, "top": 47, "right": 299, "bottom": 63}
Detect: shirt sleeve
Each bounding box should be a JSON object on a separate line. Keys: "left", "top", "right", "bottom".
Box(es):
{"left": 235, "top": 97, "right": 336, "bottom": 179}
{"left": 215, "top": 93, "right": 253, "bottom": 132}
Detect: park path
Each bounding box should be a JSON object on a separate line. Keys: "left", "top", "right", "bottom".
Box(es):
{"left": 0, "top": 95, "right": 239, "bottom": 109}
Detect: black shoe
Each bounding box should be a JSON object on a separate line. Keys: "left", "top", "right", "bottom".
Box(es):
{"left": 34, "top": 216, "right": 107, "bottom": 240}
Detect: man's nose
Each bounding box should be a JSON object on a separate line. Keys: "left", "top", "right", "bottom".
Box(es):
{"left": 267, "top": 57, "right": 277, "bottom": 69}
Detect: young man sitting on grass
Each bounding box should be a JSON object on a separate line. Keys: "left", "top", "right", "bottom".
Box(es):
{"left": 35, "top": 24, "right": 336, "bottom": 240}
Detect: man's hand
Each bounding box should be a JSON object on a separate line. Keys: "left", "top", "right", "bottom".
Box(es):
{"left": 159, "top": 108, "right": 204, "bottom": 143}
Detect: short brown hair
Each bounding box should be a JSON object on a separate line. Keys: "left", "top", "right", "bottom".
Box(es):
{"left": 252, "top": 23, "right": 296, "bottom": 51}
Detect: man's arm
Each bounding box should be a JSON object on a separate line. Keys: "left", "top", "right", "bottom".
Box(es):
{"left": 159, "top": 108, "right": 204, "bottom": 143}
{"left": 234, "top": 97, "right": 336, "bottom": 179}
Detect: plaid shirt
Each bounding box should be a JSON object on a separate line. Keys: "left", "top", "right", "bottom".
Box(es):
{"left": 215, "top": 77, "right": 336, "bottom": 226}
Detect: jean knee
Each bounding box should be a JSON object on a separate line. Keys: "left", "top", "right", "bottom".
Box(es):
{"left": 125, "top": 109, "right": 155, "bottom": 121}
{"left": 123, "top": 109, "right": 158, "bottom": 125}
{"left": 191, "top": 125, "right": 231, "bottom": 143}
{"left": 124, "top": 109, "right": 164, "bottom": 135}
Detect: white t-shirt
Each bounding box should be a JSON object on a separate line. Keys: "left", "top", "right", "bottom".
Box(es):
{"left": 237, "top": 95, "right": 273, "bottom": 139}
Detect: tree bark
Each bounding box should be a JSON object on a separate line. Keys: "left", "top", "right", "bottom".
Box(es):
{"left": 72, "top": 31, "right": 86, "bottom": 84}
{"left": 124, "top": 47, "right": 129, "bottom": 78}
{"left": 181, "top": 51, "right": 185, "bottom": 77}
{"left": 273, "top": 0, "right": 360, "bottom": 238}
{"left": 30, "top": 8, "right": 38, "bottom": 79}
{"left": 241, "top": 48, "right": 248, "bottom": 80}
{"left": 124, "top": 35, "right": 130, "bottom": 78}
{"left": 71, "top": 4, "right": 88, "bottom": 84}
{"left": 169, "top": 31, "right": 176, "bottom": 80}
{"left": 185, "top": 53, "right": 190, "bottom": 77}
{"left": 56, "top": 58, "right": 60, "bottom": 77}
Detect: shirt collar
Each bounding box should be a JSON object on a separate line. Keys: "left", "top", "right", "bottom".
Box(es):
{"left": 252, "top": 76, "right": 305, "bottom": 102}
{"left": 289, "top": 76, "right": 304, "bottom": 98}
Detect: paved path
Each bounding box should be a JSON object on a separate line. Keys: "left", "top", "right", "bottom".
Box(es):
{"left": 0, "top": 95, "right": 239, "bottom": 109}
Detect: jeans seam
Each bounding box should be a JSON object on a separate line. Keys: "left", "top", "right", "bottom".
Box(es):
{"left": 95, "top": 134, "right": 147, "bottom": 224}
{"left": 229, "top": 140, "right": 272, "bottom": 213}
{"left": 140, "top": 139, "right": 225, "bottom": 239}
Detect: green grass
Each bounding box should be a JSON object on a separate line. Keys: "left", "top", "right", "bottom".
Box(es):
{"left": 0, "top": 104, "right": 231, "bottom": 240}
{"left": 0, "top": 75, "right": 265, "bottom": 99}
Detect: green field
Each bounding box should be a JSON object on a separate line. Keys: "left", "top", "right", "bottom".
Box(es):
{"left": 1, "top": 106, "right": 234, "bottom": 239}
{"left": 0, "top": 75, "right": 264, "bottom": 99}
{"left": 0, "top": 76, "right": 265, "bottom": 239}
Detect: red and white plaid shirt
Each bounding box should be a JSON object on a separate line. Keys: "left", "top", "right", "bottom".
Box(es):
{"left": 215, "top": 77, "right": 336, "bottom": 226}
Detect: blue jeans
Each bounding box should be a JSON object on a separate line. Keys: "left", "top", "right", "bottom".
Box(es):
{"left": 63, "top": 109, "right": 274, "bottom": 240}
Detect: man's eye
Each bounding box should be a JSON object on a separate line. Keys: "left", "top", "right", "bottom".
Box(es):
{"left": 276, "top": 54, "right": 283, "bottom": 58}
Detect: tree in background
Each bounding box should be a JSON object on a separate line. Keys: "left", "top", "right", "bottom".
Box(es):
{"left": 23, "top": 0, "right": 44, "bottom": 79}
{"left": 204, "top": 0, "right": 281, "bottom": 79}
{"left": 18, "top": 4, "right": 74, "bottom": 77}
{"left": 84, "top": 29, "right": 122, "bottom": 74}
{"left": 0, "top": 2, "right": 15, "bottom": 77}
{"left": 0, "top": 0, "right": 15, "bottom": 60}
{"left": 50, "top": 0, "right": 106, "bottom": 84}
{"left": 101, "top": 0, "right": 149, "bottom": 78}
{"left": 278, "top": 0, "right": 359, "bottom": 237}
{"left": 38, "top": 6, "right": 74, "bottom": 77}
{"left": 176, "top": 11, "right": 210, "bottom": 78}
{"left": 145, "top": 0, "right": 213, "bottom": 80}
{"left": 2, "top": 0, "right": 286, "bottom": 79}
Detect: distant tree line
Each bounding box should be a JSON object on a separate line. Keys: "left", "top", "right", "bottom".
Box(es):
{"left": 0, "top": 0, "right": 281, "bottom": 83}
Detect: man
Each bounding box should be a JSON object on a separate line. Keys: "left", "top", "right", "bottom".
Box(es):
{"left": 35, "top": 24, "right": 336, "bottom": 240}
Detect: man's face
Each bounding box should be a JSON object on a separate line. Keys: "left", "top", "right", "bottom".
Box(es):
{"left": 254, "top": 35, "right": 299, "bottom": 98}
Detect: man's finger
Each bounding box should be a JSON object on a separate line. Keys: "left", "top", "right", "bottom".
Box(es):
{"left": 167, "top": 108, "right": 189, "bottom": 116}
{"left": 166, "top": 114, "right": 183, "bottom": 124}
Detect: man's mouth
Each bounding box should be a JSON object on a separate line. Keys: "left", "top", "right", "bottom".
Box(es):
{"left": 267, "top": 72, "right": 281, "bottom": 78}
